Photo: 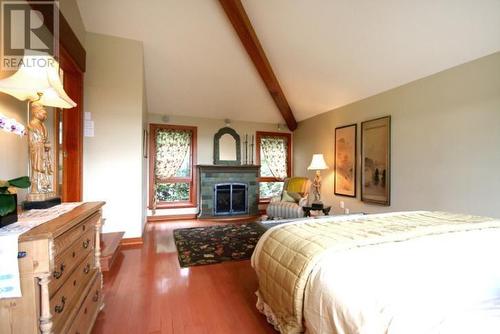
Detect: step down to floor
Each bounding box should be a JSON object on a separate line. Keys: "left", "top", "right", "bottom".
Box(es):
{"left": 100, "top": 232, "right": 125, "bottom": 272}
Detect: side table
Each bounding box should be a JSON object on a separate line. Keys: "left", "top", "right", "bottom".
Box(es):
{"left": 303, "top": 206, "right": 331, "bottom": 217}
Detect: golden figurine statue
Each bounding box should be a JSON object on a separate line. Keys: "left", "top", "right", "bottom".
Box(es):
{"left": 312, "top": 170, "right": 322, "bottom": 203}
{"left": 27, "top": 101, "right": 56, "bottom": 201}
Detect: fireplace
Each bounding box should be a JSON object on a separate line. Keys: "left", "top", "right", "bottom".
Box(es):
{"left": 214, "top": 183, "right": 248, "bottom": 215}
{"left": 197, "top": 165, "right": 259, "bottom": 219}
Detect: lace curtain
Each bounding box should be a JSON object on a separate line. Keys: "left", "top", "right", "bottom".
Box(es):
{"left": 261, "top": 136, "right": 288, "bottom": 180}
{"left": 153, "top": 129, "right": 191, "bottom": 209}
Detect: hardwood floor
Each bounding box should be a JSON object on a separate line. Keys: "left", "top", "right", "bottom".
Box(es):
{"left": 92, "top": 220, "right": 276, "bottom": 334}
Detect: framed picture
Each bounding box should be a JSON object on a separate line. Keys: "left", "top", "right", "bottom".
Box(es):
{"left": 361, "top": 116, "right": 391, "bottom": 205}
{"left": 334, "top": 124, "right": 357, "bottom": 197}
{"left": 143, "top": 129, "right": 149, "bottom": 158}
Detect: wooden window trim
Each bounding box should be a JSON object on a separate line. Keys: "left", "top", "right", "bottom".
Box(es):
{"left": 256, "top": 131, "right": 292, "bottom": 203}
{"left": 259, "top": 198, "right": 272, "bottom": 205}
{"left": 148, "top": 124, "right": 198, "bottom": 209}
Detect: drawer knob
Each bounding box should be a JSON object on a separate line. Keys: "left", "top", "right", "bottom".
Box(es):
{"left": 83, "top": 263, "right": 91, "bottom": 274}
{"left": 92, "top": 290, "right": 100, "bottom": 302}
{"left": 54, "top": 296, "right": 66, "bottom": 314}
{"left": 53, "top": 263, "right": 66, "bottom": 280}
{"left": 82, "top": 239, "right": 91, "bottom": 249}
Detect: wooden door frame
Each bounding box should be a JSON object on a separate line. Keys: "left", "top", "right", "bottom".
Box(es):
{"left": 27, "top": 3, "right": 86, "bottom": 201}
{"left": 55, "top": 45, "right": 84, "bottom": 201}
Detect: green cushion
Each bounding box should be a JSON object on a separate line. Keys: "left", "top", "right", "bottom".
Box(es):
{"left": 282, "top": 190, "right": 299, "bottom": 203}
{"left": 288, "top": 192, "right": 302, "bottom": 202}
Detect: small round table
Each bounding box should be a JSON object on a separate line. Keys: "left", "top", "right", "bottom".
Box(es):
{"left": 302, "top": 206, "right": 331, "bottom": 217}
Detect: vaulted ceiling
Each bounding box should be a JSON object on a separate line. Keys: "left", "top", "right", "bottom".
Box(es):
{"left": 77, "top": 0, "right": 500, "bottom": 124}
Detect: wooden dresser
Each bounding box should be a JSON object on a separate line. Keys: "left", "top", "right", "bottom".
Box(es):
{"left": 0, "top": 202, "right": 105, "bottom": 334}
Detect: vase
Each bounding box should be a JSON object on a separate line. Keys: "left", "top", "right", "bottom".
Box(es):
{"left": 0, "top": 194, "right": 18, "bottom": 228}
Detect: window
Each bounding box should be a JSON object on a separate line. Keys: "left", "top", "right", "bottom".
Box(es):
{"left": 149, "top": 124, "right": 197, "bottom": 208}
{"left": 256, "top": 132, "right": 292, "bottom": 201}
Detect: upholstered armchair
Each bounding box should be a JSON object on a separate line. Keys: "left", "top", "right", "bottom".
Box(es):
{"left": 266, "top": 177, "right": 311, "bottom": 219}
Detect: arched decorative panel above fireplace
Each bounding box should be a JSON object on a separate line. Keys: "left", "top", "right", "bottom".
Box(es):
{"left": 213, "top": 127, "right": 241, "bottom": 165}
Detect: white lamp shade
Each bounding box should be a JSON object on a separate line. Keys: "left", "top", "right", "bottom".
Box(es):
{"left": 308, "top": 154, "right": 328, "bottom": 170}
{"left": 0, "top": 55, "right": 76, "bottom": 108}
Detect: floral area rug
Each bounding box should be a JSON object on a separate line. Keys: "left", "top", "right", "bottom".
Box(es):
{"left": 173, "top": 223, "right": 267, "bottom": 267}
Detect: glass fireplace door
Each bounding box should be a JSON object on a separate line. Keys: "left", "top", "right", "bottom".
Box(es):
{"left": 214, "top": 183, "right": 248, "bottom": 215}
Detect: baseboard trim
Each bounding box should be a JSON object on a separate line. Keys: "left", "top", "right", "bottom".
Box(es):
{"left": 120, "top": 237, "right": 143, "bottom": 248}
{"left": 197, "top": 214, "right": 261, "bottom": 222}
{"left": 146, "top": 213, "right": 263, "bottom": 223}
{"left": 147, "top": 214, "right": 198, "bottom": 222}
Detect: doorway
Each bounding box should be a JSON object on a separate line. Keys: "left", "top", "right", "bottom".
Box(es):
{"left": 54, "top": 46, "right": 84, "bottom": 202}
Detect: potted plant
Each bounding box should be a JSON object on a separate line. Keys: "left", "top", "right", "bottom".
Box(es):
{"left": 0, "top": 177, "right": 31, "bottom": 228}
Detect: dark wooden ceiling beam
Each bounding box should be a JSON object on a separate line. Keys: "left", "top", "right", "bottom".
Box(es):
{"left": 218, "top": 0, "right": 298, "bottom": 131}
{"left": 29, "top": 0, "right": 86, "bottom": 72}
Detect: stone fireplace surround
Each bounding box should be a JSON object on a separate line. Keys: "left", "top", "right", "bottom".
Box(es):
{"left": 197, "top": 165, "right": 259, "bottom": 219}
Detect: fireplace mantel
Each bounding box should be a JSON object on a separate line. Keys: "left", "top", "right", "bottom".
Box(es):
{"left": 197, "top": 165, "right": 260, "bottom": 218}
{"left": 197, "top": 165, "right": 260, "bottom": 172}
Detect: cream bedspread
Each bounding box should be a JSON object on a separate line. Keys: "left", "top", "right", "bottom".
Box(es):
{"left": 251, "top": 211, "right": 500, "bottom": 333}
{"left": 304, "top": 228, "right": 500, "bottom": 334}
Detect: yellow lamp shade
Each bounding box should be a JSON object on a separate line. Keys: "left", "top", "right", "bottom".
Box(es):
{"left": 0, "top": 54, "right": 76, "bottom": 108}
{"left": 308, "top": 154, "right": 328, "bottom": 170}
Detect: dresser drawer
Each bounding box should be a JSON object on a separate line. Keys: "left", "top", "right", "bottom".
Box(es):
{"left": 66, "top": 274, "right": 102, "bottom": 334}
{"left": 0, "top": 202, "right": 105, "bottom": 334}
{"left": 53, "top": 213, "right": 99, "bottom": 257}
{"left": 50, "top": 252, "right": 97, "bottom": 333}
{"left": 50, "top": 229, "right": 95, "bottom": 296}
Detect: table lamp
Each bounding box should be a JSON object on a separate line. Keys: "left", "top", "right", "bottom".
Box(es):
{"left": 307, "top": 153, "right": 328, "bottom": 206}
{"left": 0, "top": 54, "right": 77, "bottom": 209}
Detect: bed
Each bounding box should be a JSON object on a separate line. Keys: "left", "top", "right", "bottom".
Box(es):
{"left": 251, "top": 211, "right": 500, "bottom": 334}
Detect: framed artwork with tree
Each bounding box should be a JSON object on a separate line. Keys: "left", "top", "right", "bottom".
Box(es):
{"left": 361, "top": 116, "right": 391, "bottom": 205}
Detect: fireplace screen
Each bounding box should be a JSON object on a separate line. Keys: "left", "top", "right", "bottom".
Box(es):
{"left": 214, "top": 183, "right": 248, "bottom": 215}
